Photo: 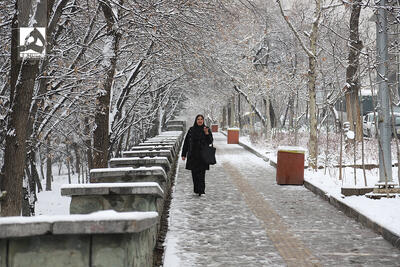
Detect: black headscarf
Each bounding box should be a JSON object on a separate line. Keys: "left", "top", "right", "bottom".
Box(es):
{"left": 191, "top": 114, "right": 206, "bottom": 143}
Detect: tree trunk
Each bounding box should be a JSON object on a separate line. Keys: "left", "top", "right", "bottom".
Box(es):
{"left": 1, "top": 2, "right": 39, "bottom": 215}
{"left": 294, "top": 87, "right": 300, "bottom": 145}
{"left": 231, "top": 96, "right": 236, "bottom": 127}
{"left": 1, "top": 61, "right": 40, "bottom": 216}
{"left": 30, "top": 157, "right": 42, "bottom": 192}
{"left": 0, "top": 0, "right": 65, "bottom": 216}
{"left": 288, "top": 94, "right": 294, "bottom": 128}
{"left": 222, "top": 106, "right": 227, "bottom": 129}
{"left": 345, "top": 0, "right": 363, "bottom": 141}
{"left": 39, "top": 151, "right": 45, "bottom": 180}
{"left": 66, "top": 144, "right": 71, "bottom": 184}
{"left": 58, "top": 159, "right": 62, "bottom": 175}
{"left": 93, "top": 0, "right": 122, "bottom": 168}
{"left": 72, "top": 143, "right": 81, "bottom": 183}
{"left": 227, "top": 103, "right": 232, "bottom": 128}
{"left": 84, "top": 117, "right": 93, "bottom": 171}
{"left": 276, "top": 0, "right": 321, "bottom": 169}
{"left": 115, "top": 133, "right": 124, "bottom": 158}
{"left": 81, "top": 161, "right": 84, "bottom": 184}
{"left": 238, "top": 94, "right": 242, "bottom": 129}
{"left": 27, "top": 150, "right": 42, "bottom": 194}
{"left": 124, "top": 125, "right": 131, "bottom": 151}
{"left": 46, "top": 138, "right": 52, "bottom": 191}
{"left": 282, "top": 99, "right": 290, "bottom": 127}
{"left": 22, "top": 166, "right": 31, "bottom": 216}
{"left": 309, "top": 75, "right": 318, "bottom": 169}
{"left": 307, "top": 0, "right": 321, "bottom": 169}
{"left": 263, "top": 98, "right": 271, "bottom": 138}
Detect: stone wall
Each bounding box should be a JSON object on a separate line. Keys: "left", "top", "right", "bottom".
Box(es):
{"left": 0, "top": 120, "right": 186, "bottom": 267}
{"left": 0, "top": 211, "right": 158, "bottom": 267}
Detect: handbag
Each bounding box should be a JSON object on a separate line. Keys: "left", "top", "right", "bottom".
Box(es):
{"left": 201, "top": 143, "right": 216, "bottom": 165}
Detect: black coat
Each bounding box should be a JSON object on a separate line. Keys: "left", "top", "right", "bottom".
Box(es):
{"left": 181, "top": 125, "right": 213, "bottom": 170}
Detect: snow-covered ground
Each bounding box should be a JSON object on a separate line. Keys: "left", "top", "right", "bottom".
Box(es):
{"left": 35, "top": 173, "right": 74, "bottom": 216}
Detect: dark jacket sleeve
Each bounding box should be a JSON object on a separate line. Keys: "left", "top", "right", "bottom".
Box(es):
{"left": 206, "top": 127, "right": 213, "bottom": 145}
{"left": 181, "top": 128, "right": 191, "bottom": 157}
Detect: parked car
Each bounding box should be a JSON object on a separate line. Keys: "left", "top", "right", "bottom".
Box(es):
{"left": 363, "top": 112, "right": 400, "bottom": 138}
{"left": 363, "top": 112, "right": 377, "bottom": 137}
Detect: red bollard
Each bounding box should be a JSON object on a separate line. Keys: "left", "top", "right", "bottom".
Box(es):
{"left": 227, "top": 128, "right": 239, "bottom": 144}
{"left": 276, "top": 146, "right": 306, "bottom": 185}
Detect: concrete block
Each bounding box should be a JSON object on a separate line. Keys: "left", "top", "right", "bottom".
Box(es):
{"left": 167, "top": 120, "right": 185, "bottom": 126}
{"left": 8, "top": 235, "right": 90, "bottom": 267}
{"left": 61, "top": 182, "right": 164, "bottom": 197}
{"left": 166, "top": 125, "right": 184, "bottom": 131}
{"left": 90, "top": 167, "right": 167, "bottom": 185}
{"left": 69, "top": 196, "right": 105, "bottom": 214}
{"left": 127, "top": 226, "right": 157, "bottom": 267}
{"left": 91, "top": 234, "right": 130, "bottom": 267}
{"left": 122, "top": 150, "right": 173, "bottom": 163}
{"left": 140, "top": 142, "right": 179, "bottom": 154}
{"left": 0, "top": 220, "right": 52, "bottom": 238}
{"left": 61, "top": 186, "right": 109, "bottom": 196}
{"left": 0, "top": 211, "right": 159, "bottom": 267}
{"left": 69, "top": 195, "right": 159, "bottom": 214}
{"left": 92, "top": 225, "right": 157, "bottom": 267}
{"left": 126, "top": 145, "right": 177, "bottom": 158}
{"left": 109, "top": 157, "right": 172, "bottom": 176}
{"left": 142, "top": 140, "right": 176, "bottom": 144}
{"left": 52, "top": 211, "right": 158, "bottom": 235}
{"left": 0, "top": 239, "right": 6, "bottom": 267}
{"left": 127, "top": 145, "right": 175, "bottom": 151}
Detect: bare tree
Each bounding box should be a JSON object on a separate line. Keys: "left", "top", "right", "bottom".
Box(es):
{"left": 276, "top": 0, "right": 322, "bottom": 169}
{"left": 345, "top": 0, "right": 363, "bottom": 141}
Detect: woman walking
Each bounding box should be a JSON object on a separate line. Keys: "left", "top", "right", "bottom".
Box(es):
{"left": 181, "top": 114, "right": 213, "bottom": 196}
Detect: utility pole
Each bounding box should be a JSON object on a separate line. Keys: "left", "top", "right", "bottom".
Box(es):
{"left": 376, "top": 0, "right": 393, "bottom": 183}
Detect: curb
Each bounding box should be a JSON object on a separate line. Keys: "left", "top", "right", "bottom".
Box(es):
{"left": 304, "top": 181, "right": 400, "bottom": 249}
{"left": 219, "top": 131, "right": 400, "bottom": 249}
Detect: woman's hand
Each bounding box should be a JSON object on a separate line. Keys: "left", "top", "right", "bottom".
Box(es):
{"left": 204, "top": 126, "right": 209, "bottom": 135}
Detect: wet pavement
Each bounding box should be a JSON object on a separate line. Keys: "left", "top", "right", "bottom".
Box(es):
{"left": 163, "top": 133, "right": 400, "bottom": 267}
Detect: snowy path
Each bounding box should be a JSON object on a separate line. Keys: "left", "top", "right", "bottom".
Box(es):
{"left": 163, "top": 133, "right": 400, "bottom": 267}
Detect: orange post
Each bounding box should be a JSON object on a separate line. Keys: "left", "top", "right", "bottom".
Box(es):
{"left": 211, "top": 124, "right": 219, "bottom": 132}
{"left": 227, "top": 128, "right": 239, "bottom": 144}
{"left": 276, "top": 146, "right": 306, "bottom": 185}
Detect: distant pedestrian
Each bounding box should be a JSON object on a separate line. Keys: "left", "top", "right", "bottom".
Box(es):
{"left": 181, "top": 114, "right": 213, "bottom": 196}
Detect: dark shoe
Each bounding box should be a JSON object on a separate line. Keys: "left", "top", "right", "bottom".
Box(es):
{"left": 198, "top": 193, "right": 201, "bottom": 196}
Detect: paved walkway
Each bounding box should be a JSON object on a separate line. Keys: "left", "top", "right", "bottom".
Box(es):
{"left": 163, "top": 133, "right": 400, "bottom": 267}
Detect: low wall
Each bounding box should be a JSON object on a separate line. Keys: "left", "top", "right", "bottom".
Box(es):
{"left": 109, "top": 157, "right": 171, "bottom": 175}
{"left": 0, "top": 122, "right": 186, "bottom": 267}
{"left": 122, "top": 150, "right": 173, "bottom": 164}
{"left": 0, "top": 211, "right": 158, "bottom": 267}
{"left": 61, "top": 182, "right": 164, "bottom": 215}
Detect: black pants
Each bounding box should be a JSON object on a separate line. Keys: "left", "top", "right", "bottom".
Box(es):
{"left": 191, "top": 169, "right": 206, "bottom": 194}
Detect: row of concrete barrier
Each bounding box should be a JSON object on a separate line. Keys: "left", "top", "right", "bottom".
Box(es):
{"left": 0, "top": 120, "right": 186, "bottom": 267}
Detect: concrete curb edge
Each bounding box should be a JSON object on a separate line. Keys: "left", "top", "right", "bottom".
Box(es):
{"left": 304, "top": 180, "right": 400, "bottom": 249}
